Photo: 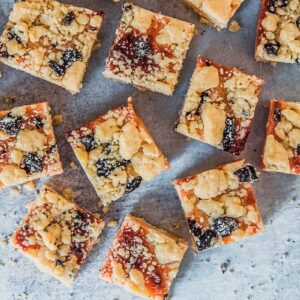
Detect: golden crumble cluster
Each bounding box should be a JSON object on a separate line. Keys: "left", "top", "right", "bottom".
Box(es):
{"left": 0, "top": 102, "right": 62, "bottom": 188}
{"left": 0, "top": 0, "right": 104, "bottom": 93}
{"left": 173, "top": 160, "right": 264, "bottom": 252}
{"left": 99, "top": 215, "right": 187, "bottom": 300}
{"left": 12, "top": 186, "right": 105, "bottom": 286}
{"left": 175, "top": 56, "right": 264, "bottom": 155}
{"left": 103, "top": 3, "right": 195, "bottom": 96}
{"left": 262, "top": 99, "right": 300, "bottom": 175}
{"left": 256, "top": 0, "right": 300, "bottom": 64}
{"left": 66, "top": 98, "right": 169, "bottom": 207}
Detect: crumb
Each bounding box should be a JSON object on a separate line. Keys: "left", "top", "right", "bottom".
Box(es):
{"left": 107, "top": 220, "right": 118, "bottom": 228}
{"left": 23, "top": 181, "right": 35, "bottom": 191}
{"left": 221, "top": 260, "right": 230, "bottom": 274}
{"left": 53, "top": 114, "right": 64, "bottom": 125}
{"left": 62, "top": 187, "right": 75, "bottom": 201}
{"left": 0, "top": 238, "right": 8, "bottom": 249}
{"left": 92, "top": 41, "right": 101, "bottom": 51}
{"left": 135, "top": 86, "right": 147, "bottom": 92}
{"left": 102, "top": 206, "right": 109, "bottom": 214}
{"left": 271, "top": 62, "right": 277, "bottom": 67}
{"left": 229, "top": 20, "right": 240, "bottom": 32}
{"left": 70, "top": 161, "right": 78, "bottom": 170}
{"left": 172, "top": 222, "right": 181, "bottom": 230}
{"left": 0, "top": 95, "right": 16, "bottom": 104}
{"left": 112, "top": 0, "right": 120, "bottom": 2}
{"left": 94, "top": 213, "right": 101, "bottom": 219}
{"left": 10, "top": 188, "right": 21, "bottom": 196}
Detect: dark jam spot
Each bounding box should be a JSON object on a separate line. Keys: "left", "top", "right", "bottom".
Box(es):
{"left": 48, "top": 60, "right": 66, "bottom": 76}
{"left": 264, "top": 42, "right": 280, "bottom": 56}
{"left": 47, "top": 144, "right": 57, "bottom": 154}
{"left": 297, "top": 17, "right": 300, "bottom": 29}
{"left": 62, "top": 11, "right": 75, "bottom": 26}
{"left": 103, "top": 143, "right": 111, "bottom": 154}
{"left": 222, "top": 117, "right": 235, "bottom": 152}
{"left": 213, "top": 217, "right": 238, "bottom": 238}
{"left": 296, "top": 144, "right": 300, "bottom": 155}
{"left": 196, "top": 230, "right": 216, "bottom": 251}
{"left": 23, "top": 224, "right": 29, "bottom": 231}
{"left": 62, "top": 49, "right": 82, "bottom": 68}
{"left": 274, "top": 107, "right": 281, "bottom": 121}
{"left": 187, "top": 218, "right": 202, "bottom": 237}
{"left": 125, "top": 176, "right": 142, "bottom": 194}
{"left": 234, "top": 165, "right": 258, "bottom": 183}
{"left": 0, "top": 50, "right": 9, "bottom": 58}
{"left": 33, "top": 116, "right": 44, "bottom": 129}
{"left": 80, "top": 135, "right": 97, "bottom": 152}
{"left": 268, "top": 0, "right": 276, "bottom": 13}
{"left": 296, "top": 58, "right": 300, "bottom": 64}
{"left": 72, "top": 245, "right": 82, "bottom": 254}
{"left": 22, "top": 153, "right": 44, "bottom": 174}
{"left": 195, "top": 91, "right": 210, "bottom": 116}
{"left": 96, "top": 158, "right": 130, "bottom": 178}
{"left": 75, "top": 211, "right": 85, "bottom": 221}
{"left": 7, "top": 29, "right": 22, "bottom": 44}
{"left": 0, "top": 113, "right": 23, "bottom": 137}
{"left": 55, "top": 259, "right": 64, "bottom": 266}
{"left": 163, "top": 294, "right": 169, "bottom": 300}
{"left": 133, "top": 36, "right": 152, "bottom": 59}
{"left": 123, "top": 3, "right": 133, "bottom": 12}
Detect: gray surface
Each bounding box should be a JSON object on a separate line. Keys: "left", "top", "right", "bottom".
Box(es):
{"left": 0, "top": 0, "right": 300, "bottom": 299}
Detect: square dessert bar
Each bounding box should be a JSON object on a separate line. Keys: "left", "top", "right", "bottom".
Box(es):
{"left": 262, "top": 99, "right": 300, "bottom": 175}
{"left": 66, "top": 98, "right": 169, "bottom": 207}
{"left": 0, "top": 102, "right": 62, "bottom": 188}
{"left": 12, "top": 185, "right": 105, "bottom": 286}
{"left": 99, "top": 215, "right": 187, "bottom": 300}
{"left": 183, "top": 0, "right": 245, "bottom": 29}
{"left": 256, "top": 0, "right": 300, "bottom": 64}
{"left": 173, "top": 160, "right": 264, "bottom": 252}
{"left": 103, "top": 3, "right": 195, "bottom": 96}
{"left": 0, "top": 0, "right": 104, "bottom": 93}
{"left": 175, "top": 56, "right": 264, "bottom": 155}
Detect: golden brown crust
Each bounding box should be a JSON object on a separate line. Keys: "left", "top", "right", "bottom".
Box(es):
{"left": 99, "top": 214, "right": 187, "bottom": 300}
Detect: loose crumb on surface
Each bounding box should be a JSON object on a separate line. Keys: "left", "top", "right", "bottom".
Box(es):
{"left": 229, "top": 20, "right": 240, "bottom": 32}
{"left": 23, "top": 181, "right": 35, "bottom": 191}
{"left": 53, "top": 114, "right": 64, "bottom": 125}
{"left": 62, "top": 187, "right": 75, "bottom": 201}
{"left": 0, "top": 95, "right": 16, "bottom": 104}
{"left": 70, "top": 161, "right": 78, "bottom": 170}
{"left": 92, "top": 41, "right": 101, "bottom": 51}
{"left": 172, "top": 222, "right": 181, "bottom": 230}
{"left": 102, "top": 206, "right": 109, "bottom": 214}
{"left": 107, "top": 220, "right": 118, "bottom": 228}
{"left": 0, "top": 238, "right": 8, "bottom": 249}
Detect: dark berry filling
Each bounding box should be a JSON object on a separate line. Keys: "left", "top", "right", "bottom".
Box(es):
{"left": 187, "top": 218, "right": 202, "bottom": 237}
{"left": 33, "top": 116, "right": 44, "bottom": 129}
{"left": 196, "top": 230, "right": 216, "bottom": 251}
{"left": 234, "top": 165, "right": 258, "bottom": 183}
{"left": 212, "top": 217, "right": 238, "bottom": 238}
{"left": 80, "top": 135, "right": 97, "bottom": 152}
{"left": 264, "top": 42, "right": 280, "bottom": 56}
{"left": 125, "top": 176, "right": 143, "bottom": 194}
{"left": 222, "top": 117, "right": 235, "bottom": 152}
{"left": 22, "top": 153, "right": 44, "bottom": 174}
{"left": 0, "top": 113, "right": 23, "bottom": 137}
{"left": 62, "top": 11, "right": 75, "bottom": 26}
{"left": 273, "top": 107, "right": 281, "bottom": 121}
{"left": 96, "top": 158, "right": 130, "bottom": 178}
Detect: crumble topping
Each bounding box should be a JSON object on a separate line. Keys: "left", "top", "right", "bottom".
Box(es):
{"left": 173, "top": 160, "right": 264, "bottom": 252}
{"left": 66, "top": 98, "right": 169, "bottom": 207}
{"left": 103, "top": 3, "right": 195, "bottom": 96}
{"left": 0, "top": 0, "right": 104, "bottom": 93}
{"left": 175, "top": 56, "right": 264, "bottom": 155}
{"left": 0, "top": 102, "right": 62, "bottom": 188}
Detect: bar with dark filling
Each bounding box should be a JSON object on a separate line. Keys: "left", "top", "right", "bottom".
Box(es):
{"left": 66, "top": 98, "right": 169, "bottom": 207}
{"left": 0, "top": 102, "right": 62, "bottom": 188}
{"left": 173, "top": 160, "right": 264, "bottom": 253}
{"left": 11, "top": 185, "right": 105, "bottom": 286}
{"left": 256, "top": 0, "right": 300, "bottom": 64}
{"left": 0, "top": 0, "right": 104, "bottom": 93}
{"left": 103, "top": 3, "right": 195, "bottom": 96}
{"left": 99, "top": 215, "right": 187, "bottom": 299}
{"left": 262, "top": 99, "right": 300, "bottom": 175}
{"left": 175, "top": 56, "right": 264, "bottom": 155}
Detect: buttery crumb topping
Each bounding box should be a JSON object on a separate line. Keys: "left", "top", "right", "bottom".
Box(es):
{"left": 12, "top": 185, "right": 105, "bottom": 286}
{"left": 173, "top": 160, "right": 264, "bottom": 252}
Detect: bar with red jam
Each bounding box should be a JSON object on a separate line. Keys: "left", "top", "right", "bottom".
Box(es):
{"left": 173, "top": 160, "right": 264, "bottom": 253}
{"left": 11, "top": 185, "right": 105, "bottom": 286}
{"left": 262, "top": 99, "right": 300, "bottom": 175}
{"left": 99, "top": 215, "right": 187, "bottom": 299}
{"left": 103, "top": 3, "right": 195, "bottom": 96}
{"left": 175, "top": 56, "right": 264, "bottom": 155}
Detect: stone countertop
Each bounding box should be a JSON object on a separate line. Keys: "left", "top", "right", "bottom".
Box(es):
{"left": 0, "top": 0, "right": 300, "bottom": 300}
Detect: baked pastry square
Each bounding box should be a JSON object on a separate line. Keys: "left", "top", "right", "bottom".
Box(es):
{"left": 173, "top": 160, "right": 264, "bottom": 253}
{"left": 256, "top": 0, "right": 300, "bottom": 64}
{"left": 183, "top": 0, "right": 245, "bottom": 30}
{"left": 0, "top": 102, "right": 62, "bottom": 188}
{"left": 0, "top": 0, "right": 104, "bottom": 93}
{"left": 12, "top": 185, "right": 105, "bottom": 286}
{"left": 175, "top": 56, "right": 264, "bottom": 155}
{"left": 262, "top": 99, "right": 300, "bottom": 175}
{"left": 66, "top": 98, "right": 169, "bottom": 207}
{"left": 103, "top": 3, "right": 195, "bottom": 96}
{"left": 99, "top": 215, "right": 187, "bottom": 300}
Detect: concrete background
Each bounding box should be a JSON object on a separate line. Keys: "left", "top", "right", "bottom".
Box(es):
{"left": 0, "top": 0, "right": 299, "bottom": 299}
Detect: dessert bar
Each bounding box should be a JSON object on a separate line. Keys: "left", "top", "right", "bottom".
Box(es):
{"left": 256, "top": 0, "right": 300, "bottom": 64}
{"left": 12, "top": 185, "right": 105, "bottom": 286}
{"left": 183, "top": 0, "right": 245, "bottom": 30}
{"left": 173, "top": 160, "right": 264, "bottom": 252}
{"left": 66, "top": 98, "right": 169, "bottom": 207}
{"left": 0, "top": 0, "right": 104, "bottom": 93}
{"left": 103, "top": 3, "right": 195, "bottom": 96}
{"left": 175, "top": 56, "right": 264, "bottom": 155}
{"left": 99, "top": 215, "right": 187, "bottom": 299}
{"left": 0, "top": 102, "right": 62, "bottom": 188}
{"left": 262, "top": 99, "right": 300, "bottom": 175}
